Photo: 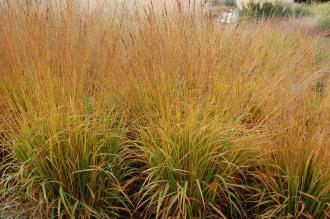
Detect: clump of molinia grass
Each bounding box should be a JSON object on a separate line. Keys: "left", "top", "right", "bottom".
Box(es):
{"left": 258, "top": 83, "right": 330, "bottom": 218}
{"left": 0, "top": 1, "right": 136, "bottom": 216}
{"left": 1, "top": 75, "right": 138, "bottom": 218}
{"left": 134, "top": 106, "right": 265, "bottom": 218}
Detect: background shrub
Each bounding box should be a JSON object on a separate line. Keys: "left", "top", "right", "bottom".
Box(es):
{"left": 312, "top": 3, "right": 330, "bottom": 29}
{"left": 239, "top": 2, "right": 311, "bottom": 18}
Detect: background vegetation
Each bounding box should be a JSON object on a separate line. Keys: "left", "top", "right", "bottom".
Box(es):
{"left": 312, "top": 2, "right": 330, "bottom": 29}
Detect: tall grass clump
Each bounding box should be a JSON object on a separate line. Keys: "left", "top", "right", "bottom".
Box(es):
{"left": 1, "top": 90, "right": 133, "bottom": 218}
{"left": 0, "top": 0, "right": 329, "bottom": 218}
{"left": 0, "top": 1, "right": 135, "bottom": 217}
{"left": 135, "top": 108, "right": 265, "bottom": 218}
{"left": 259, "top": 90, "right": 330, "bottom": 218}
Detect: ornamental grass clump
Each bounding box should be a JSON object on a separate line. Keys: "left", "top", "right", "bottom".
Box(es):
{"left": 259, "top": 91, "right": 330, "bottom": 218}
{"left": 0, "top": 1, "right": 135, "bottom": 218}
{"left": 0, "top": 55, "right": 136, "bottom": 218}
{"left": 136, "top": 118, "right": 263, "bottom": 218}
